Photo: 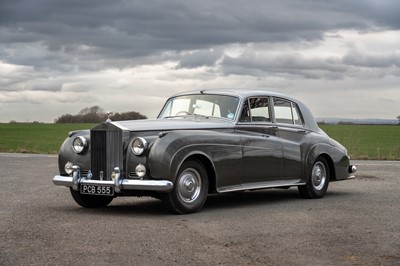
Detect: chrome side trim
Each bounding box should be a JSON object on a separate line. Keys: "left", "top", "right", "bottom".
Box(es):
{"left": 217, "top": 179, "right": 306, "bottom": 193}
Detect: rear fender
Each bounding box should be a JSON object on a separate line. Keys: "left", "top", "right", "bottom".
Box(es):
{"left": 305, "top": 143, "right": 350, "bottom": 181}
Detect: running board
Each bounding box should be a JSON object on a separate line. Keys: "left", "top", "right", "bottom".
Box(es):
{"left": 217, "top": 179, "right": 306, "bottom": 193}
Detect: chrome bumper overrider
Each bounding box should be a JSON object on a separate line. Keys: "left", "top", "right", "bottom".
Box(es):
{"left": 348, "top": 165, "right": 357, "bottom": 174}
{"left": 52, "top": 166, "right": 173, "bottom": 193}
{"left": 347, "top": 165, "right": 357, "bottom": 179}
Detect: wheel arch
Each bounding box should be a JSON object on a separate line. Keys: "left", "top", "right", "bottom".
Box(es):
{"left": 305, "top": 144, "right": 336, "bottom": 181}
{"left": 175, "top": 153, "right": 217, "bottom": 194}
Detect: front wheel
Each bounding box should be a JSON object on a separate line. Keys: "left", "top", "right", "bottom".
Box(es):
{"left": 70, "top": 188, "right": 114, "bottom": 208}
{"left": 162, "top": 160, "right": 209, "bottom": 214}
{"left": 298, "top": 157, "right": 330, "bottom": 199}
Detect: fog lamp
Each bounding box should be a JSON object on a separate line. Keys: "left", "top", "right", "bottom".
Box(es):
{"left": 135, "top": 164, "right": 146, "bottom": 178}
{"left": 64, "top": 161, "right": 74, "bottom": 175}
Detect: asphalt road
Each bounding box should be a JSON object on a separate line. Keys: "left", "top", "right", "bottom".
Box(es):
{"left": 0, "top": 153, "right": 399, "bottom": 266}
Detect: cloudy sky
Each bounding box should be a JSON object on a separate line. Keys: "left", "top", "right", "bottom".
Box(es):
{"left": 1, "top": 0, "right": 399, "bottom": 122}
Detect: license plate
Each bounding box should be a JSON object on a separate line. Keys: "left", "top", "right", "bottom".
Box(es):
{"left": 80, "top": 185, "right": 114, "bottom": 196}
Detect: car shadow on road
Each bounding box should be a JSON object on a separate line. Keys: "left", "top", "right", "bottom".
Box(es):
{"left": 54, "top": 187, "right": 354, "bottom": 216}
{"left": 205, "top": 188, "right": 300, "bottom": 209}
{"left": 203, "top": 188, "right": 353, "bottom": 215}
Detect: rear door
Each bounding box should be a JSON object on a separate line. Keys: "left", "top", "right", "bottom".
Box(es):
{"left": 237, "top": 97, "right": 283, "bottom": 183}
{"left": 272, "top": 98, "right": 306, "bottom": 178}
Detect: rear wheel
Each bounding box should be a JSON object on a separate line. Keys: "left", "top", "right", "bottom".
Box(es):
{"left": 162, "top": 160, "right": 208, "bottom": 214}
{"left": 298, "top": 157, "right": 330, "bottom": 199}
{"left": 70, "top": 188, "right": 114, "bottom": 208}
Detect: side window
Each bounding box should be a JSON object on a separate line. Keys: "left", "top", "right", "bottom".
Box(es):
{"left": 239, "top": 97, "right": 270, "bottom": 122}
{"left": 274, "top": 98, "right": 293, "bottom": 124}
{"left": 249, "top": 98, "right": 270, "bottom": 122}
{"left": 273, "top": 98, "right": 304, "bottom": 126}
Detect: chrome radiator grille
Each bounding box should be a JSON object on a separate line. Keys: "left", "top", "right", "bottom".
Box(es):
{"left": 90, "top": 129, "right": 123, "bottom": 180}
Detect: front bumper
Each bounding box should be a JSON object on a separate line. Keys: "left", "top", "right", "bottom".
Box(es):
{"left": 53, "top": 166, "right": 173, "bottom": 193}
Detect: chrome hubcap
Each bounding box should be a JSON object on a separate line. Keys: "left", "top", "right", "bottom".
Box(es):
{"left": 311, "top": 162, "right": 327, "bottom": 191}
{"left": 177, "top": 168, "right": 202, "bottom": 204}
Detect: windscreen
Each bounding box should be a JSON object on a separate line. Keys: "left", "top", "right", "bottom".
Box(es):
{"left": 159, "top": 94, "right": 240, "bottom": 121}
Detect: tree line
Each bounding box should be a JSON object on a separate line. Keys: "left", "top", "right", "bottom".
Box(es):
{"left": 54, "top": 106, "right": 147, "bottom": 123}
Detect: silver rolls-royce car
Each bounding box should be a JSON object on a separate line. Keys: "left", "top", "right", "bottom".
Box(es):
{"left": 53, "top": 89, "right": 356, "bottom": 214}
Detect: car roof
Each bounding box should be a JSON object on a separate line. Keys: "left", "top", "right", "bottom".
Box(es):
{"left": 171, "top": 88, "right": 294, "bottom": 100}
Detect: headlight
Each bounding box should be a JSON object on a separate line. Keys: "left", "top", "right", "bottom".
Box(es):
{"left": 132, "top": 137, "right": 147, "bottom": 155}
{"left": 72, "top": 136, "right": 88, "bottom": 154}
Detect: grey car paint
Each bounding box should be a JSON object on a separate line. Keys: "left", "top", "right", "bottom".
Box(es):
{"left": 54, "top": 89, "right": 355, "bottom": 213}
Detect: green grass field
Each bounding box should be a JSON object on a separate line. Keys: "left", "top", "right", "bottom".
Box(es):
{"left": 0, "top": 123, "right": 96, "bottom": 154}
{"left": 0, "top": 123, "right": 399, "bottom": 160}
{"left": 319, "top": 124, "right": 400, "bottom": 160}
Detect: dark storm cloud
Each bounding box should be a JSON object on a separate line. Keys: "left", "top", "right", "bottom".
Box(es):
{"left": 220, "top": 52, "right": 347, "bottom": 80}
{"left": 1, "top": 0, "right": 399, "bottom": 122}
{"left": 1, "top": 0, "right": 399, "bottom": 89}
{"left": 176, "top": 49, "right": 224, "bottom": 69}
{"left": 220, "top": 47, "right": 400, "bottom": 80}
